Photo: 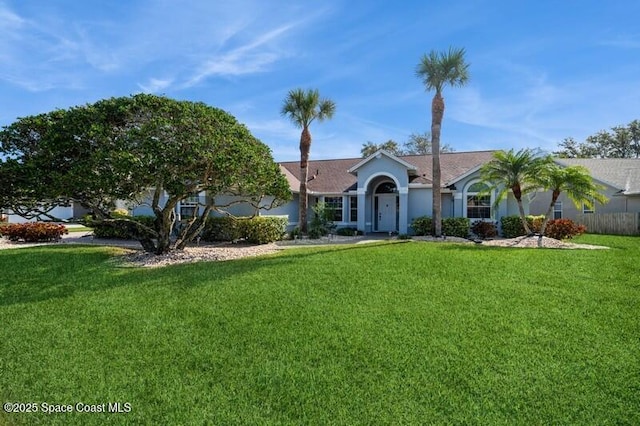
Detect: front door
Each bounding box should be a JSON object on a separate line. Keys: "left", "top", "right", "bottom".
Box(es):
{"left": 376, "top": 194, "right": 397, "bottom": 232}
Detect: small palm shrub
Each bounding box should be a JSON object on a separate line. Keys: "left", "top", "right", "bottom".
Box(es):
{"left": 1, "top": 222, "right": 68, "bottom": 242}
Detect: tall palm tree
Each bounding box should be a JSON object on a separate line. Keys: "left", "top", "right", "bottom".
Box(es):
{"left": 536, "top": 163, "right": 607, "bottom": 246}
{"left": 281, "top": 88, "right": 336, "bottom": 234}
{"left": 416, "top": 47, "right": 470, "bottom": 237}
{"left": 480, "top": 148, "right": 551, "bottom": 235}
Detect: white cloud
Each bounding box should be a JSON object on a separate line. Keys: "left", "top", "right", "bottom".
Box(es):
{"left": 138, "top": 78, "right": 174, "bottom": 93}
{"left": 185, "top": 23, "right": 296, "bottom": 86}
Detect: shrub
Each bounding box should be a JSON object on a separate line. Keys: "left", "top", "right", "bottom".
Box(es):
{"left": 91, "top": 215, "right": 156, "bottom": 239}
{"left": 1, "top": 222, "right": 68, "bottom": 242}
{"left": 442, "top": 217, "right": 470, "bottom": 238}
{"left": 501, "top": 215, "right": 550, "bottom": 237}
{"left": 336, "top": 227, "right": 358, "bottom": 236}
{"left": 410, "top": 216, "right": 432, "bottom": 236}
{"left": 471, "top": 220, "right": 497, "bottom": 239}
{"left": 309, "top": 202, "right": 336, "bottom": 238}
{"left": 202, "top": 217, "right": 243, "bottom": 242}
{"left": 544, "top": 219, "right": 586, "bottom": 240}
{"left": 241, "top": 217, "right": 287, "bottom": 244}
{"left": 202, "top": 216, "right": 287, "bottom": 244}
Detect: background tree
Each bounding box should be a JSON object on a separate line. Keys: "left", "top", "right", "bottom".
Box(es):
{"left": 416, "top": 47, "right": 469, "bottom": 236}
{"left": 360, "top": 140, "right": 402, "bottom": 157}
{"left": 281, "top": 88, "right": 335, "bottom": 234}
{"left": 535, "top": 163, "right": 607, "bottom": 246}
{"left": 480, "top": 148, "right": 552, "bottom": 235}
{"left": 359, "top": 132, "right": 455, "bottom": 158}
{"left": 404, "top": 131, "right": 454, "bottom": 155}
{"left": 0, "top": 94, "right": 291, "bottom": 254}
{"left": 554, "top": 119, "right": 640, "bottom": 158}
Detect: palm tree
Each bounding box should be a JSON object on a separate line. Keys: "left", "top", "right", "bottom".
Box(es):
{"left": 536, "top": 163, "right": 607, "bottom": 246}
{"left": 416, "top": 47, "right": 470, "bottom": 237}
{"left": 281, "top": 88, "right": 336, "bottom": 234}
{"left": 480, "top": 148, "right": 551, "bottom": 235}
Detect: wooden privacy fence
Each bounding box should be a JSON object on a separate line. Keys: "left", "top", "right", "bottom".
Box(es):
{"left": 577, "top": 213, "right": 640, "bottom": 236}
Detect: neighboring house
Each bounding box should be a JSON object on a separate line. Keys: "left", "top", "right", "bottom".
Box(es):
{"left": 264, "top": 150, "right": 525, "bottom": 234}
{"left": 529, "top": 158, "right": 640, "bottom": 220}
{"left": 3, "top": 204, "right": 86, "bottom": 224}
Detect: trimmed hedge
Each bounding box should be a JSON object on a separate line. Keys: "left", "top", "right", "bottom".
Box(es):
{"left": 1, "top": 222, "right": 68, "bottom": 242}
{"left": 91, "top": 215, "right": 156, "bottom": 239}
{"left": 336, "top": 227, "right": 360, "bottom": 236}
{"left": 410, "top": 216, "right": 432, "bottom": 236}
{"left": 500, "top": 215, "right": 545, "bottom": 238}
{"left": 410, "top": 216, "right": 470, "bottom": 238}
{"left": 442, "top": 217, "right": 470, "bottom": 238}
{"left": 202, "top": 216, "right": 287, "bottom": 244}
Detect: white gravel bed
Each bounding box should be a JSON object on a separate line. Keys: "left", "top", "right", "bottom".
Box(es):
{"left": 480, "top": 235, "right": 608, "bottom": 249}
{"left": 116, "top": 243, "right": 283, "bottom": 268}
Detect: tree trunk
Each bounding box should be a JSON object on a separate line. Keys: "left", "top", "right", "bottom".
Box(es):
{"left": 537, "top": 190, "right": 560, "bottom": 247}
{"left": 512, "top": 184, "right": 532, "bottom": 235}
{"left": 154, "top": 208, "right": 176, "bottom": 254}
{"left": 174, "top": 204, "right": 213, "bottom": 250}
{"left": 431, "top": 93, "right": 444, "bottom": 237}
{"left": 299, "top": 126, "right": 312, "bottom": 234}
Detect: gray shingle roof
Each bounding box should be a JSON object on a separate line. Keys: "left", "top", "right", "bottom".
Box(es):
{"left": 556, "top": 158, "right": 640, "bottom": 195}
{"left": 279, "top": 150, "right": 497, "bottom": 194}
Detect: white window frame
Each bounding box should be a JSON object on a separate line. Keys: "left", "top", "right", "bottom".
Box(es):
{"left": 553, "top": 201, "right": 563, "bottom": 219}
{"left": 463, "top": 180, "right": 492, "bottom": 219}
{"left": 324, "top": 196, "right": 344, "bottom": 222}
{"left": 349, "top": 196, "right": 358, "bottom": 223}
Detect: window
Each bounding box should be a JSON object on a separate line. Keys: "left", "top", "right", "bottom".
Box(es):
{"left": 349, "top": 196, "right": 358, "bottom": 222}
{"left": 582, "top": 202, "right": 594, "bottom": 214}
{"left": 553, "top": 201, "right": 562, "bottom": 219}
{"left": 180, "top": 193, "right": 201, "bottom": 219}
{"left": 324, "top": 197, "right": 343, "bottom": 222}
{"left": 466, "top": 182, "right": 491, "bottom": 219}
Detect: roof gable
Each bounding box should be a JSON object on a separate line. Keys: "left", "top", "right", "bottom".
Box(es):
{"left": 556, "top": 158, "right": 640, "bottom": 195}
{"left": 348, "top": 149, "right": 418, "bottom": 174}
{"left": 279, "top": 150, "right": 497, "bottom": 194}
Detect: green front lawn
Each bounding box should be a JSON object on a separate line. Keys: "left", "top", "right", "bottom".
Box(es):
{"left": 0, "top": 235, "right": 638, "bottom": 424}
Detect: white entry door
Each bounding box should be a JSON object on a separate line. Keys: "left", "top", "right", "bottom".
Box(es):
{"left": 376, "top": 194, "right": 397, "bottom": 232}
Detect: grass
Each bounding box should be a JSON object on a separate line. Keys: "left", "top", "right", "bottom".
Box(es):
{"left": 0, "top": 234, "right": 638, "bottom": 424}
{"left": 64, "top": 225, "right": 93, "bottom": 233}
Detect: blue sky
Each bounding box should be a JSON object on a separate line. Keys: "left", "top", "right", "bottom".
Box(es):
{"left": 1, "top": 1, "right": 639, "bottom": 162}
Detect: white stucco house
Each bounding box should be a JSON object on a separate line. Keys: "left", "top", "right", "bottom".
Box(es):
{"left": 264, "top": 149, "right": 524, "bottom": 234}
{"left": 7, "top": 150, "right": 637, "bottom": 235}
{"left": 529, "top": 158, "right": 640, "bottom": 220}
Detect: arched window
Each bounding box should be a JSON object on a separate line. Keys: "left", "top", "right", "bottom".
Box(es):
{"left": 465, "top": 182, "right": 491, "bottom": 219}
{"left": 375, "top": 182, "right": 397, "bottom": 193}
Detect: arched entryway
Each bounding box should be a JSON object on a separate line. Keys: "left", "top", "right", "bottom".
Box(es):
{"left": 373, "top": 181, "right": 399, "bottom": 232}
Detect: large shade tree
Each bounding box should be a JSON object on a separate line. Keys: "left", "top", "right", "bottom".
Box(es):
{"left": 554, "top": 119, "right": 640, "bottom": 158}
{"left": 416, "top": 47, "right": 469, "bottom": 236}
{"left": 281, "top": 88, "right": 335, "bottom": 234}
{"left": 480, "top": 148, "right": 552, "bottom": 235}
{"left": 0, "top": 94, "right": 291, "bottom": 254}
{"left": 535, "top": 163, "right": 607, "bottom": 246}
